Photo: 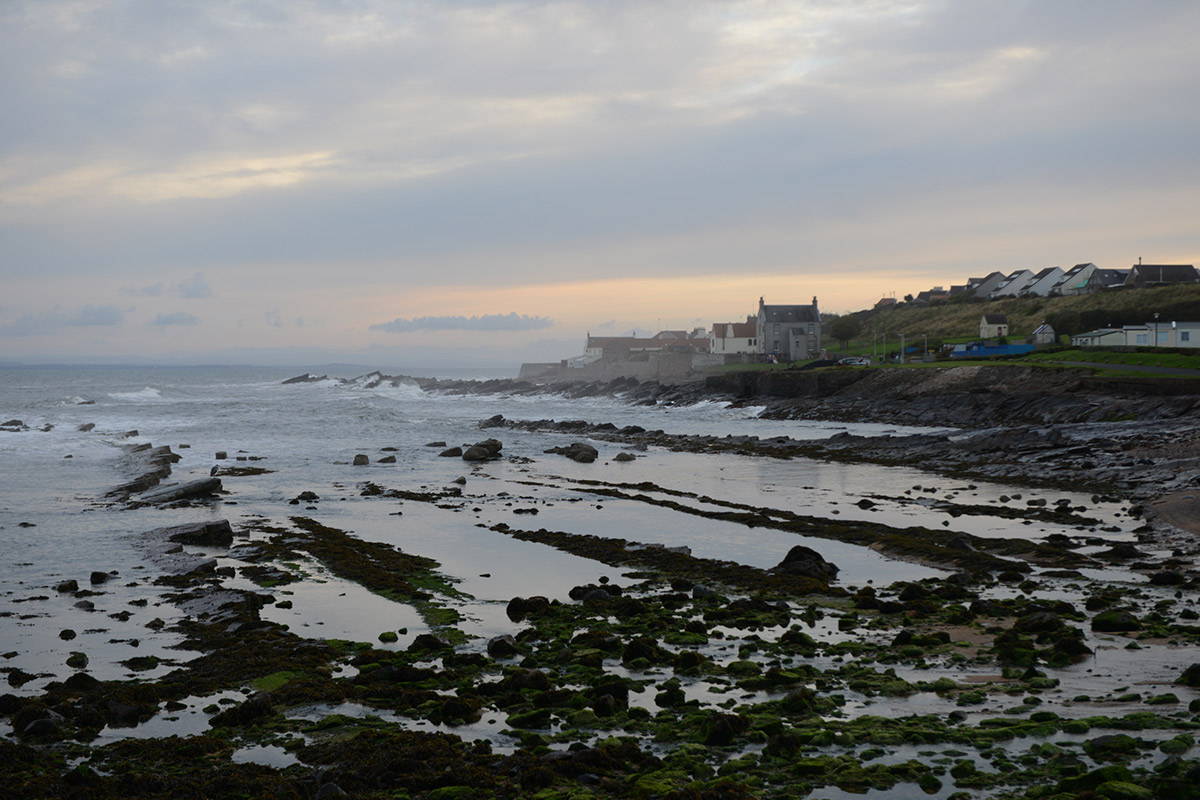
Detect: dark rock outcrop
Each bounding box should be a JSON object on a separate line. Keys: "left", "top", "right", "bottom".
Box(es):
{"left": 545, "top": 442, "right": 598, "bottom": 463}
{"left": 772, "top": 545, "right": 839, "bottom": 582}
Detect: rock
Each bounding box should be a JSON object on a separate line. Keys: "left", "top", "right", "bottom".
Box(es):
{"left": 1098, "top": 543, "right": 1147, "bottom": 560}
{"left": 215, "top": 451, "right": 227, "bottom": 460}
{"left": 408, "top": 633, "right": 450, "bottom": 653}
{"left": 479, "top": 414, "right": 505, "bottom": 428}
{"left": 461, "top": 445, "right": 492, "bottom": 461}
{"left": 89, "top": 571, "right": 112, "bottom": 585}
{"left": 77, "top": 423, "right": 95, "bottom": 432}
{"left": 452, "top": 476, "right": 467, "bottom": 485}
{"left": 487, "top": 634, "right": 520, "bottom": 658}
{"left": 856, "top": 499, "right": 877, "bottom": 509}
{"left": 506, "top": 595, "right": 550, "bottom": 621}
{"left": 613, "top": 452, "right": 636, "bottom": 462}
{"left": 281, "top": 373, "right": 328, "bottom": 384}
{"left": 55, "top": 580, "right": 79, "bottom": 593}
{"left": 1176, "top": 664, "right": 1200, "bottom": 687}
{"left": 135, "top": 478, "right": 222, "bottom": 505}
{"left": 66, "top": 652, "right": 89, "bottom": 669}
{"left": 59, "top": 629, "right": 76, "bottom": 640}
{"left": 165, "top": 520, "right": 234, "bottom": 547}
{"left": 1014, "top": 611, "right": 1064, "bottom": 633}
{"left": 463, "top": 439, "right": 503, "bottom": 461}
{"left": 438, "top": 447, "right": 463, "bottom": 457}
{"left": 377, "top": 455, "right": 396, "bottom": 463}
{"left": 2, "top": 419, "right": 25, "bottom": 427}
{"left": 21, "top": 717, "right": 62, "bottom": 738}
{"left": 1149, "top": 570, "right": 1185, "bottom": 586}
{"left": 772, "top": 545, "right": 839, "bottom": 581}
{"left": 425, "top": 441, "right": 447, "bottom": 447}
{"left": 544, "top": 442, "right": 599, "bottom": 463}
{"left": 295, "top": 491, "right": 320, "bottom": 502}
{"left": 1091, "top": 610, "right": 1142, "bottom": 632}
{"left": 352, "top": 454, "right": 370, "bottom": 465}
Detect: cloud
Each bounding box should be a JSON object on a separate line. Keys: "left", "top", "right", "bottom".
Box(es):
{"left": 124, "top": 282, "right": 165, "bottom": 297}
{"left": 151, "top": 311, "right": 200, "bottom": 326}
{"left": 176, "top": 273, "right": 211, "bottom": 298}
{"left": 123, "top": 274, "right": 209, "bottom": 298}
{"left": 0, "top": 304, "right": 124, "bottom": 336}
{"left": 370, "top": 313, "right": 554, "bottom": 333}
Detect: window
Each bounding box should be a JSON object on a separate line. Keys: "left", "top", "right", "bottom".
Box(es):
{"left": 1157, "top": 331, "right": 1169, "bottom": 344}
{"left": 1182, "top": 332, "right": 1191, "bottom": 342}
{"left": 1135, "top": 334, "right": 1148, "bottom": 345}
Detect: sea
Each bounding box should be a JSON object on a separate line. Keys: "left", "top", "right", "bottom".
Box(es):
{"left": 0, "top": 364, "right": 1142, "bottom": 742}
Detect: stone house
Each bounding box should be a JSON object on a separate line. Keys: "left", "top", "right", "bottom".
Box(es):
{"left": 980, "top": 314, "right": 1009, "bottom": 339}
{"left": 757, "top": 297, "right": 821, "bottom": 360}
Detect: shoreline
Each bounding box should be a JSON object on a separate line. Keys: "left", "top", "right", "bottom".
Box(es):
{"left": 3, "top": 377, "right": 1199, "bottom": 799}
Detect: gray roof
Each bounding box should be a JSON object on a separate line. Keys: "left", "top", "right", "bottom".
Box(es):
{"left": 983, "top": 314, "right": 1008, "bottom": 324}
{"left": 1129, "top": 264, "right": 1198, "bottom": 283}
{"left": 760, "top": 305, "right": 819, "bottom": 323}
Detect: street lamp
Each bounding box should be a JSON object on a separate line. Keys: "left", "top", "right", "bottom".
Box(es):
{"left": 1154, "top": 313, "right": 1160, "bottom": 347}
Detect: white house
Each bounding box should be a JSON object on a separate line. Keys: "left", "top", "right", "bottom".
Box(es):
{"left": 970, "top": 271, "right": 1010, "bottom": 298}
{"left": 709, "top": 316, "right": 758, "bottom": 354}
{"left": 1071, "top": 328, "right": 1126, "bottom": 347}
{"left": 980, "top": 314, "right": 1009, "bottom": 338}
{"left": 1022, "top": 267, "right": 1065, "bottom": 297}
{"left": 1053, "top": 263, "right": 1098, "bottom": 296}
{"left": 1072, "top": 321, "right": 1200, "bottom": 348}
{"left": 990, "top": 270, "right": 1038, "bottom": 298}
{"left": 1032, "top": 322, "right": 1057, "bottom": 345}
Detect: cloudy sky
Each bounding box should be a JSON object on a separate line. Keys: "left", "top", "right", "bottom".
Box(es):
{"left": 2, "top": 0, "right": 1198, "bottom": 368}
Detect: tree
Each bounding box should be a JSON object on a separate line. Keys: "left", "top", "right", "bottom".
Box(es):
{"left": 830, "top": 316, "right": 863, "bottom": 349}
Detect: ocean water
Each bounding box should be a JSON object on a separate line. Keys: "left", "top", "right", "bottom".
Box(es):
{"left": 0, "top": 365, "right": 1138, "bottom": 700}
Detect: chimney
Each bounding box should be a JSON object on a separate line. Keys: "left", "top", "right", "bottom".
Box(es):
{"left": 812, "top": 296, "right": 818, "bottom": 307}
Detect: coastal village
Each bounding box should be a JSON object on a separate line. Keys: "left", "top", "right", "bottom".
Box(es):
{"left": 521, "top": 261, "right": 1200, "bottom": 383}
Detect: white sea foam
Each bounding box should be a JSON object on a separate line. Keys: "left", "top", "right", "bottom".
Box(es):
{"left": 108, "top": 387, "right": 163, "bottom": 402}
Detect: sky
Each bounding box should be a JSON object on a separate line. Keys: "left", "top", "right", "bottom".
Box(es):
{"left": 2, "top": 0, "right": 1199, "bottom": 368}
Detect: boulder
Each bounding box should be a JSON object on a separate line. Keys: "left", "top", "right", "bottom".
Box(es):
{"left": 1176, "top": 664, "right": 1200, "bottom": 687}
{"left": 438, "top": 447, "right": 463, "bottom": 458}
{"left": 461, "top": 445, "right": 492, "bottom": 461}
{"left": 377, "top": 455, "right": 396, "bottom": 464}
{"left": 772, "top": 545, "right": 839, "bottom": 581}
{"left": 544, "top": 442, "right": 599, "bottom": 463}
{"left": 1149, "top": 570, "right": 1186, "bottom": 586}
{"left": 89, "top": 571, "right": 111, "bottom": 585}
{"left": 613, "top": 452, "right": 636, "bottom": 462}
{"left": 352, "top": 454, "right": 370, "bottom": 466}
{"left": 164, "top": 520, "right": 234, "bottom": 547}
{"left": 77, "top": 423, "right": 95, "bottom": 432}
{"left": 1091, "top": 610, "right": 1142, "bottom": 632}
{"left": 425, "top": 441, "right": 447, "bottom": 447}
{"left": 506, "top": 595, "right": 551, "bottom": 621}
{"left": 55, "top": 580, "right": 79, "bottom": 593}
{"left": 487, "top": 634, "right": 520, "bottom": 658}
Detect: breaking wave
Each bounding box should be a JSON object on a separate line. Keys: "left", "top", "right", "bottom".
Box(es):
{"left": 108, "top": 387, "right": 163, "bottom": 402}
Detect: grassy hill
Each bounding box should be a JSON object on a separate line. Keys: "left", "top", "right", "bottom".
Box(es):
{"left": 829, "top": 284, "right": 1200, "bottom": 352}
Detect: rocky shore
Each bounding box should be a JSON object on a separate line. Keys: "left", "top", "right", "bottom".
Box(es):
{"left": 4, "top": 373, "right": 1200, "bottom": 800}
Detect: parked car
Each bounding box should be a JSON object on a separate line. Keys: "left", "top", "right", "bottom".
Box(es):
{"left": 837, "top": 356, "right": 871, "bottom": 366}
